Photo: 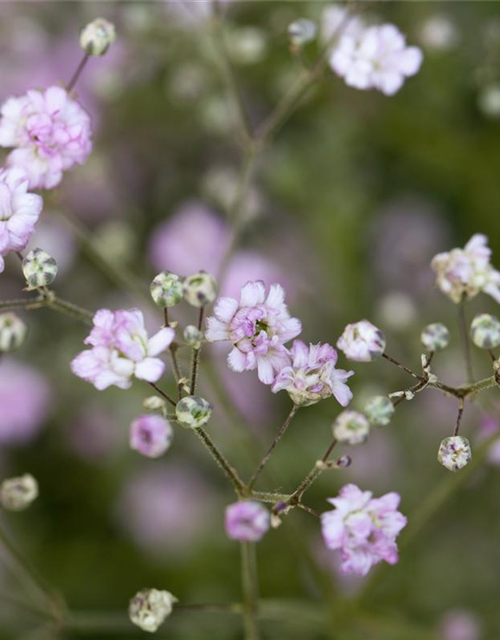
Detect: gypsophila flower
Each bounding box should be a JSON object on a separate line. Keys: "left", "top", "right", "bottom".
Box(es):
{"left": 0, "top": 86, "right": 92, "bottom": 189}
{"left": 321, "top": 483, "right": 407, "bottom": 576}
{"left": 431, "top": 234, "right": 500, "bottom": 304}
{"left": 129, "top": 589, "right": 178, "bottom": 633}
{"left": 71, "top": 309, "right": 175, "bottom": 390}
{"left": 288, "top": 19, "right": 317, "bottom": 48}
{"left": 150, "top": 270, "right": 184, "bottom": 308}
{"left": 80, "top": 18, "right": 116, "bottom": 56}
{"left": 183, "top": 270, "right": 218, "bottom": 307}
{"left": 0, "top": 167, "right": 43, "bottom": 273}
{"left": 421, "top": 322, "right": 450, "bottom": 351}
{"left": 0, "top": 474, "right": 39, "bottom": 511}
{"left": 206, "top": 281, "right": 302, "bottom": 384}
{"left": 184, "top": 324, "right": 203, "bottom": 349}
{"left": 330, "top": 23, "right": 423, "bottom": 95}
{"left": 272, "top": 340, "right": 354, "bottom": 407}
{"left": 364, "top": 396, "right": 394, "bottom": 426}
{"left": 22, "top": 247, "right": 58, "bottom": 289}
{"left": 130, "top": 415, "right": 173, "bottom": 459}
{"left": 175, "top": 396, "right": 213, "bottom": 428}
{"left": 337, "top": 320, "right": 386, "bottom": 362}
{"left": 225, "top": 501, "right": 270, "bottom": 542}
{"left": 143, "top": 396, "right": 167, "bottom": 412}
{"left": 332, "top": 410, "right": 370, "bottom": 445}
{"left": 438, "top": 436, "right": 472, "bottom": 472}
{"left": 0, "top": 313, "right": 27, "bottom": 352}
{"left": 470, "top": 314, "right": 500, "bottom": 350}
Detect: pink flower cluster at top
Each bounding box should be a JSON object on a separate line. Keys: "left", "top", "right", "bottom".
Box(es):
{"left": 321, "top": 483, "right": 407, "bottom": 576}
{"left": 71, "top": 309, "right": 174, "bottom": 390}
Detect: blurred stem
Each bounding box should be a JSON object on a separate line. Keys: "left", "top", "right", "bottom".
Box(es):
{"left": 193, "top": 426, "right": 245, "bottom": 495}
{"left": 148, "top": 382, "right": 177, "bottom": 408}
{"left": 67, "top": 53, "right": 90, "bottom": 92}
{"left": 453, "top": 398, "right": 465, "bottom": 436}
{"left": 382, "top": 353, "right": 424, "bottom": 381}
{"left": 458, "top": 301, "right": 474, "bottom": 383}
{"left": 240, "top": 542, "right": 260, "bottom": 640}
{"left": 287, "top": 437, "right": 339, "bottom": 507}
{"left": 0, "top": 293, "right": 93, "bottom": 325}
{"left": 189, "top": 307, "right": 205, "bottom": 394}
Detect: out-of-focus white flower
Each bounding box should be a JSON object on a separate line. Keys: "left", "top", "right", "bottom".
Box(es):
{"left": 419, "top": 15, "right": 459, "bottom": 51}
{"left": 0, "top": 474, "right": 38, "bottom": 511}
{"left": 129, "top": 589, "right": 178, "bottom": 633}
{"left": 478, "top": 83, "right": 500, "bottom": 118}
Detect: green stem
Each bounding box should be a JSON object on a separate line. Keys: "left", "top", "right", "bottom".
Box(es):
{"left": 287, "top": 437, "right": 339, "bottom": 506}
{"left": 240, "top": 542, "right": 260, "bottom": 640}
{"left": 458, "top": 301, "right": 474, "bottom": 383}
{"left": 189, "top": 307, "right": 205, "bottom": 395}
{"left": 193, "top": 426, "right": 245, "bottom": 496}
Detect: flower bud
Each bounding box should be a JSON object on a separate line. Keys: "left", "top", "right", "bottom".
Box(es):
{"left": 129, "top": 589, "right": 178, "bottom": 633}
{"left": 22, "top": 248, "right": 58, "bottom": 290}
{"left": 336, "top": 320, "right": 386, "bottom": 362}
{"left": 421, "top": 322, "right": 450, "bottom": 351}
{"left": 364, "top": 396, "right": 395, "bottom": 427}
{"left": 288, "top": 19, "right": 317, "bottom": 48}
{"left": 470, "top": 313, "right": 500, "bottom": 349}
{"left": 225, "top": 501, "right": 270, "bottom": 542}
{"left": 130, "top": 415, "right": 173, "bottom": 459}
{"left": 80, "top": 18, "right": 116, "bottom": 56}
{"left": 175, "top": 396, "right": 213, "bottom": 428}
{"left": 0, "top": 313, "right": 27, "bottom": 352}
{"left": 438, "top": 436, "right": 472, "bottom": 472}
{"left": 183, "top": 271, "right": 218, "bottom": 307}
{"left": 143, "top": 396, "right": 166, "bottom": 412}
{"left": 184, "top": 325, "right": 203, "bottom": 349}
{"left": 150, "top": 270, "right": 183, "bottom": 308}
{"left": 332, "top": 410, "right": 370, "bottom": 445}
{"left": 0, "top": 474, "right": 39, "bottom": 511}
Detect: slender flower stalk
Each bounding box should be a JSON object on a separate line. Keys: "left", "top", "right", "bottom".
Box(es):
{"left": 240, "top": 542, "right": 260, "bottom": 640}
{"left": 193, "top": 426, "right": 245, "bottom": 496}
{"left": 67, "top": 53, "right": 90, "bottom": 92}
{"left": 458, "top": 301, "right": 474, "bottom": 383}
{"left": 190, "top": 307, "right": 205, "bottom": 395}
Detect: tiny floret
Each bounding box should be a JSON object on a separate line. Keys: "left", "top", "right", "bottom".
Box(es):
{"left": 184, "top": 324, "right": 203, "bottom": 349}
{"left": 0, "top": 313, "right": 27, "bottom": 352}
{"left": 421, "top": 322, "right": 450, "bottom": 351}
{"left": 183, "top": 271, "right": 218, "bottom": 307}
{"left": 129, "top": 588, "right": 178, "bottom": 633}
{"left": 332, "top": 410, "right": 370, "bottom": 445}
{"left": 0, "top": 474, "right": 39, "bottom": 511}
{"left": 22, "top": 248, "right": 58, "bottom": 289}
{"left": 150, "top": 270, "right": 184, "bottom": 308}
{"left": 470, "top": 314, "right": 500, "bottom": 350}
{"left": 337, "top": 320, "right": 386, "bottom": 362}
{"left": 288, "top": 19, "right": 317, "bottom": 49}
{"left": 175, "top": 396, "right": 213, "bottom": 428}
{"left": 143, "top": 396, "right": 167, "bottom": 411}
{"left": 364, "top": 396, "right": 394, "bottom": 427}
{"left": 130, "top": 415, "right": 173, "bottom": 459}
{"left": 438, "top": 436, "right": 472, "bottom": 472}
{"left": 80, "top": 18, "right": 116, "bottom": 56}
{"left": 225, "top": 501, "right": 270, "bottom": 542}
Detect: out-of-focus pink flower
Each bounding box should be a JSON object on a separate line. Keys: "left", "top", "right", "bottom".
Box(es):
{"left": 0, "top": 167, "right": 43, "bottom": 273}
{"left": 206, "top": 281, "right": 301, "bottom": 384}
{"left": 68, "top": 406, "right": 125, "bottom": 462}
{"left": 0, "top": 358, "right": 51, "bottom": 445}
{"left": 321, "top": 483, "right": 407, "bottom": 576}
{"left": 272, "top": 340, "right": 354, "bottom": 407}
{"left": 432, "top": 234, "right": 500, "bottom": 304}
{"left": 477, "top": 412, "right": 500, "bottom": 466}
{"left": 330, "top": 24, "right": 423, "bottom": 95}
{"left": 71, "top": 309, "right": 174, "bottom": 390}
{"left": 439, "top": 609, "right": 481, "bottom": 640}
{"left": 26, "top": 216, "right": 76, "bottom": 275}
{"left": 225, "top": 501, "right": 270, "bottom": 542}
{"left": 0, "top": 86, "right": 92, "bottom": 189}
{"left": 130, "top": 415, "right": 173, "bottom": 459}
{"left": 337, "top": 320, "right": 386, "bottom": 362}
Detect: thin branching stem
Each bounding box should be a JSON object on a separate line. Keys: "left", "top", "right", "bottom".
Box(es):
{"left": 193, "top": 426, "right": 245, "bottom": 496}
{"left": 458, "top": 300, "right": 474, "bottom": 383}
{"left": 240, "top": 542, "right": 260, "bottom": 640}
{"left": 189, "top": 307, "right": 205, "bottom": 395}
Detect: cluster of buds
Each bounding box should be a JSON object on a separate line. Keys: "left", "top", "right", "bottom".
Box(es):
{"left": 0, "top": 313, "right": 27, "bottom": 352}
{"left": 0, "top": 474, "right": 39, "bottom": 511}
{"left": 129, "top": 588, "right": 178, "bottom": 632}
{"left": 150, "top": 269, "right": 218, "bottom": 310}
{"left": 22, "top": 248, "right": 58, "bottom": 290}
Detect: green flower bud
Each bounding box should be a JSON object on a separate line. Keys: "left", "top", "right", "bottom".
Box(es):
{"left": 175, "top": 396, "right": 213, "bottom": 428}
{"left": 150, "top": 271, "right": 183, "bottom": 308}
{"left": 0, "top": 313, "right": 27, "bottom": 352}
{"left": 332, "top": 410, "right": 370, "bottom": 445}
{"left": 80, "top": 18, "right": 116, "bottom": 56}
{"left": 22, "top": 248, "right": 58, "bottom": 290}
{"left": 0, "top": 474, "right": 39, "bottom": 511}
{"left": 184, "top": 325, "right": 203, "bottom": 349}
{"left": 438, "top": 436, "right": 472, "bottom": 472}
{"left": 421, "top": 323, "right": 450, "bottom": 351}
{"left": 470, "top": 313, "right": 500, "bottom": 349}
{"left": 183, "top": 271, "right": 218, "bottom": 307}
{"left": 364, "top": 396, "right": 394, "bottom": 427}
{"left": 143, "top": 396, "right": 167, "bottom": 412}
{"left": 129, "top": 589, "right": 178, "bottom": 633}
{"left": 288, "top": 19, "right": 317, "bottom": 47}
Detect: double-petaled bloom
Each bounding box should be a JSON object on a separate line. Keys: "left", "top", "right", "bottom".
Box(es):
{"left": 71, "top": 309, "right": 174, "bottom": 390}
{"left": 271, "top": 340, "right": 354, "bottom": 407}
{"left": 337, "top": 320, "right": 386, "bottom": 362}
{"left": 206, "top": 281, "right": 302, "bottom": 384}
{"left": 0, "top": 86, "right": 92, "bottom": 189}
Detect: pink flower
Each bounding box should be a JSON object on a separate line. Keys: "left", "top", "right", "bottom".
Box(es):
{"left": 225, "top": 501, "right": 270, "bottom": 542}
{"left": 330, "top": 24, "right": 423, "bottom": 95}
{"left": 337, "top": 320, "right": 386, "bottom": 362}
{"left": 321, "top": 484, "right": 407, "bottom": 576}
{"left": 272, "top": 340, "right": 354, "bottom": 407}
{"left": 0, "top": 167, "right": 43, "bottom": 273}
{"left": 130, "top": 415, "right": 174, "bottom": 459}
{"left": 0, "top": 86, "right": 92, "bottom": 189}
{"left": 439, "top": 610, "right": 481, "bottom": 640}
{"left": 205, "top": 281, "right": 302, "bottom": 384}
{"left": 71, "top": 309, "right": 175, "bottom": 390}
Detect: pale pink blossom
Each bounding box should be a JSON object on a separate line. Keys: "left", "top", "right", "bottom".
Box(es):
{"left": 0, "top": 167, "right": 43, "bottom": 273}
{"left": 130, "top": 415, "right": 174, "bottom": 459}
{"left": 337, "top": 320, "right": 386, "bottom": 362}
{"left": 205, "top": 281, "right": 302, "bottom": 384}
{"left": 330, "top": 24, "right": 423, "bottom": 95}
{"left": 431, "top": 234, "right": 500, "bottom": 304}
{"left": 225, "top": 501, "right": 270, "bottom": 542}
{"left": 321, "top": 483, "right": 407, "bottom": 576}
{"left": 272, "top": 340, "right": 354, "bottom": 407}
{"left": 0, "top": 86, "right": 92, "bottom": 189}
{"left": 439, "top": 610, "right": 481, "bottom": 640}
{"left": 71, "top": 309, "right": 174, "bottom": 390}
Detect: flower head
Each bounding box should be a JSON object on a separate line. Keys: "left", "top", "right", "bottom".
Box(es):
{"left": 0, "top": 86, "right": 92, "bottom": 189}
{"left": 71, "top": 309, "right": 175, "bottom": 390}
{"left": 206, "top": 281, "right": 302, "bottom": 383}
{"left": 0, "top": 167, "right": 43, "bottom": 273}
{"left": 22, "top": 247, "right": 58, "bottom": 289}
{"left": 421, "top": 322, "right": 450, "bottom": 351}
{"left": 175, "top": 396, "right": 213, "bottom": 428}
{"left": 0, "top": 474, "right": 39, "bottom": 511}
{"left": 272, "top": 340, "right": 354, "bottom": 407}
{"left": 0, "top": 313, "right": 27, "bottom": 353}
{"left": 431, "top": 234, "right": 500, "bottom": 304}
{"left": 332, "top": 410, "right": 370, "bottom": 444}
{"left": 438, "top": 436, "right": 472, "bottom": 472}
{"left": 364, "top": 396, "right": 394, "bottom": 427}
{"left": 130, "top": 415, "right": 173, "bottom": 459}
{"left": 337, "top": 320, "right": 386, "bottom": 362}
{"left": 225, "top": 501, "right": 270, "bottom": 542}
{"left": 470, "top": 313, "right": 500, "bottom": 349}
{"left": 129, "top": 589, "right": 178, "bottom": 633}
{"left": 321, "top": 483, "right": 407, "bottom": 576}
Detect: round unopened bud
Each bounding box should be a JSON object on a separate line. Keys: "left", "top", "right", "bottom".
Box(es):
{"left": 288, "top": 19, "right": 317, "bottom": 47}
{"left": 175, "top": 396, "right": 213, "bottom": 428}
{"left": 470, "top": 314, "right": 500, "bottom": 349}
{"left": 336, "top": 454, "right": 352, "bottom": 468}
{"left": 421, "top": 322, "right": 450, "bottom": 351}
{"left": 364, "top": 396, "right": 395, "bottom": 427}
{"left": 143, "top": 396, "right": 166, "bottom": 412}
{"left": 80, "top": 18, "right": 116, "bottom": 56}
{"left": 438, "top": 436, "right": 472, "bottom": 472}
{"left": 129, "top": 589, "right": 178, "bottom": 633}
{"left": 337, "top": 320, "right": 386, "bottom": 362}
{"left": 22, "top": 248, "right": 58, "bottom": 289}
{"left": 0, "top": 313, "right": 27, "bottom": 352}
{"left": 0, "top": 474, "right": 39, "bottom": 511}
{"left": 150, "top": 270, "right": 183, "bottom": 308}
{"left": 184, "top": 325, "right": 203, "bottom": 349}
{"left": 332, "top": 410, "right": 370, "bottom": 445}
{"left": 183, "top": 271, "right": 218, "bottom": 307}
